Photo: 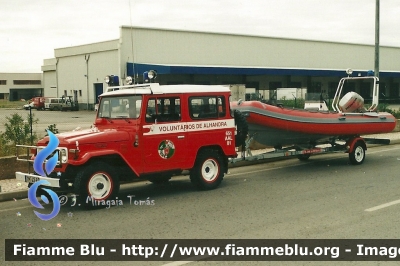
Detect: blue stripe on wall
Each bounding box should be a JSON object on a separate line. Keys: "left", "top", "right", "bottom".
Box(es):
{"left": 126, "top": 63, "right": 400, "bottom": 78}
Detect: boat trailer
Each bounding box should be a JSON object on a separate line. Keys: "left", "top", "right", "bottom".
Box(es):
{"left": 229, "top": 134, "right": 390, "bottom": 165}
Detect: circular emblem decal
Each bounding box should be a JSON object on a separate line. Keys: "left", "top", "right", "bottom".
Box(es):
{"left": 158, "top": 140, "right": 175, "bottom": 159}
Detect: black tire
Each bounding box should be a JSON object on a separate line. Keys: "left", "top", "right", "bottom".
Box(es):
{"left": 190, "top": 149, "right": 225, "bottom": 190}
{"left": 349, "top": 141, "right": 366, "bottom": 165}
{"left": 74, "top": 162, "right": 120, "bottom": 207}
{"left": 233, "top": 109, "right": 248, "bottom": 147}
{"left": 148, "top": 174, "right": 172, "bottom": 184}
{"left": 298, "top": 154, "right": 311, "bottom": 161}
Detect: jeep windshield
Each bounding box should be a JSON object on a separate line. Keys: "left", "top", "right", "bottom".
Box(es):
{"left": 98, "top": 95, "right": 142, "bottom": 119}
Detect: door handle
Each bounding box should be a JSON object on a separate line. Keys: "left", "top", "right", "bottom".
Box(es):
{"left": 177, "top": 136, "right": 185, "bottom": 139}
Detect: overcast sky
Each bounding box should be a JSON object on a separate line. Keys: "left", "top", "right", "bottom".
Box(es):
{"left": 1, "top": 0, "right": 399, "bottom": 73}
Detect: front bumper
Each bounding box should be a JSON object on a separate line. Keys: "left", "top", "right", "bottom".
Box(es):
{"left": 15, "top": 172, "right": 60, "bottom": 188}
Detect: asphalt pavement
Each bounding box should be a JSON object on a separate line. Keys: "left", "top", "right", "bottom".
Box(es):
{"left": 1, "top": 131, "right": 400, "bottom": 203}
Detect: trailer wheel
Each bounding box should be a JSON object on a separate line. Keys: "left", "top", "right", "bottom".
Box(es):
{"left": 349, "top": 141, "right": 366, "bottom": 165}
{"left": 74, "top": 162, "right": 120, "bottom": 207}
{"left": 190, "top": 149, "right": 225, "bottom": 190}
{"left": 233, "top": 109, "right": 248, "bottom": 147}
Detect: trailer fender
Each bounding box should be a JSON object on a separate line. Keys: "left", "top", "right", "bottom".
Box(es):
{"left": 346, "top": 137, "right": 366, "bottom": 154}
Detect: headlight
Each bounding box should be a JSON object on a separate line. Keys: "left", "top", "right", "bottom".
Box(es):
{"left": 60, "top": 148, "right": 68, "bottom": 163}
{"left": 37, "top": 147, "right": 68, "bottom": 164}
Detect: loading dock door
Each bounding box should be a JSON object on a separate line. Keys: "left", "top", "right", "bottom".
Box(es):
{"left": 94, "top": 83, "right": 103, "bottom": 104}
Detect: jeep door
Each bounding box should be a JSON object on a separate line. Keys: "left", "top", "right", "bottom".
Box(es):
{"left": 142, "top": 97, "right": 188, "bottom": 172}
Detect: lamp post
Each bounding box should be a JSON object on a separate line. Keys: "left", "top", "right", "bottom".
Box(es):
{"left": 55, "top": 58, "right": 59, "bottom": 98}
{"left": 85, "top": 54, "right": 90, "bottom": 110}
{"left": 374, "top": 0, "right": 379, "bottom": 79}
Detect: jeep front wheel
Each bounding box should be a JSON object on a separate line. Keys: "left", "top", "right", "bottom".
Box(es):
{"left": 74, "top": 162, "right": 120, "bottom": 207}
{"left": 190, "top": 149, "right": 225, "bottom": 190}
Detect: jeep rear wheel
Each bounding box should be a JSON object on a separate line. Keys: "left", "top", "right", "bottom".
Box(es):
{"left": 190, "top": 149, "right": 225, "bottom": 190}
{"left": 74, "top": 162, "right": 120, "bottom": 207}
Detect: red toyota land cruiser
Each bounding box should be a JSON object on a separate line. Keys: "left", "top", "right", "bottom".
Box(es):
{"left": 16, "top": 81, "right": 248, "bottom": 206}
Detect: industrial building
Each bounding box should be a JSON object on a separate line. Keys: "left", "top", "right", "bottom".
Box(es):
{"left": 0, "top": 73, "right": 43, "bottom": 101}
{"left": 7, "top": 26, "right": 400, "bottom": 109}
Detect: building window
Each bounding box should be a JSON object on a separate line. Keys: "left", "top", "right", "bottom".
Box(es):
{"left": 0, "top": 80, "right": 6, "bottom": 85}
{"left": 309, "top": 82, "right": 322, "bottom": 94}
{"left": 389, "top": 83, "right": 399, "bottom": 98}
{"left": 269, "top": 82, "right": 282, "bottom": 90}
{"left": 288, "top": 82, "right": 301, "bottom": 88}
{"left": 13, "top": 80, "right": 41, "bottom": 85}
{"left": 359, "top": 81, "right": 372, "bottom": 99}
{"left": 328, "top": 82, "right": 338, "bottom": 99}
{"left": 79, "top": 90, "right": 82, "bottom": 96}
{"left": 64, "top": 90, "right": 67, "bottom": 97}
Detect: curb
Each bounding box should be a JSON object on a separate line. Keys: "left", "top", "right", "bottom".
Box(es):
{"left": 1, "top": 139, "right": 400, "bottom": 203}
{"left": 0, "top": 190, "right": 28, "bottom": 202}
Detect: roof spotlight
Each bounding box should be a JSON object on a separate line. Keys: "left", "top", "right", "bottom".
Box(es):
{"left": 104, "top": 75, "right": 119, "bottom": 86}
{"left": 125, "top": 76, "right": 133, "bottom": 85}
{"left": 105, "top": 75, "right": 111, "bottom": 84}
{"left": 148, "top": 70, "right": 157, "bottom": 80}
{"left": 346, "top": 68, "right": 353, "bottom": 76}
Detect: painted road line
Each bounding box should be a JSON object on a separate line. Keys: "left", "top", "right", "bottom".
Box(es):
{"left": 367, "top": 147, "right": 400, "bottom": 154}
{"left": 365, "top": 199, "right": 400, "bottom": 212}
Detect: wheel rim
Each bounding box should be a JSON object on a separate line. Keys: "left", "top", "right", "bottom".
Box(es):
{"left": 201, "top": 159, "right": 219, "bottom": 183}
{"left": 87, "top": 172, "right": 113, "bottom": 200}
{"left": 354, "top": 146, "right": 364, "bottom": 162}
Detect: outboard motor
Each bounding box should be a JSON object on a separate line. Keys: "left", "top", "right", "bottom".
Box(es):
{"left": 339, "top": 91, "right": 365, "bottom": 113}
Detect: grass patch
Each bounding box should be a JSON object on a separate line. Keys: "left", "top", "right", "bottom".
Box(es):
{"left": 0, "top": 100, "right": 25, "bottom": 109}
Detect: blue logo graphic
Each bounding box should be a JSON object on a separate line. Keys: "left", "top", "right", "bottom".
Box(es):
{"left": 33, "top": 130, "right": 59, "bottom": 176}
{"left": 28, "top": 130, "right": 61, "bottom": 221}
{"left": 28, "top": 180, "right": 60, "bottom": 221}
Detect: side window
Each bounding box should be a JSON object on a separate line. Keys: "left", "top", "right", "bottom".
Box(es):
{"left": 189, "top": 96, "right": 226, "bottom": 120}
{"left": 145, "top": 97, "right": 181, "bottom": 123}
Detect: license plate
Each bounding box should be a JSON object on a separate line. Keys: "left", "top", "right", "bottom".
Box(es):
{"left": 25, "top": 175, "right": 41, "bottom": 183}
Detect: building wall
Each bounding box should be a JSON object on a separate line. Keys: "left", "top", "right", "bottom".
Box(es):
{"left": 52, "top": 40, "right": 119, "bottom": 109}
{"left": 41, "top": 58, "right": 57, "bottom": 98}
{"left": 40, "top": 26, "right": 400, "bottom": 107}
{"left": 0, "top": 73, "right": 42, "bottom": 100}
{"left": 120, "top": 26, "right": 400, "bottom": 72}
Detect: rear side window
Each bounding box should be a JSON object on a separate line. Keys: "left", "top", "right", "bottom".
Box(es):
{"left": 145, "top": 97, "right": 181, "bottom": 123}
{"left": 189, "top": 96, "right": 226, "bottom": 120}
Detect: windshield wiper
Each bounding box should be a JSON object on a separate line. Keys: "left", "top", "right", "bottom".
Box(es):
{"left": 101, "top": 117, "right": 113, "bottom": 123}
